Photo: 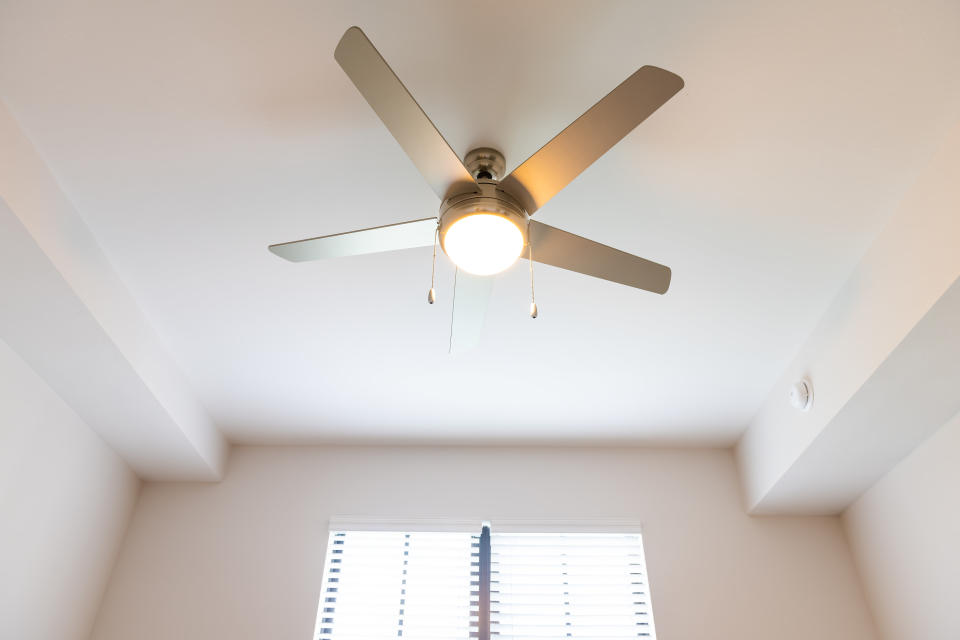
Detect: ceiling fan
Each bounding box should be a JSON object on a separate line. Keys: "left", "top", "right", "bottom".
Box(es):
{"left": 270, "top": 26, "right": 683, "bottom": 352}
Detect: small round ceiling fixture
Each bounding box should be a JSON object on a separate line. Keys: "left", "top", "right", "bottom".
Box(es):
{"left": 789, "top": 378, "right": 814, "bottom": 412}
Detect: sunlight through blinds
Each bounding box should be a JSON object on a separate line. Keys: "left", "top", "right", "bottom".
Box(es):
{"left": 314, "top": 530, "right": 479, "bottom": 640}
{"left": 490, "top": 533, "right": 656, "bottom": 639}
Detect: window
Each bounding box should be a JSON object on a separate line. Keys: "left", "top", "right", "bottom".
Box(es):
{"left": 315, "top": 523, "right": 656, "bottom": 640}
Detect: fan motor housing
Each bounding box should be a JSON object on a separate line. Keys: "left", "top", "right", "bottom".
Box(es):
{"left": 439, "top": 180, "right": 529, "bottom": 250}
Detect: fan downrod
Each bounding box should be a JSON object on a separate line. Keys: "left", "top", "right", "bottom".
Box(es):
{"left": 464, "top": 148, "right": 506, "bottom": 181}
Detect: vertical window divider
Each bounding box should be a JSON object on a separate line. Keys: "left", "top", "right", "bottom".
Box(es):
{"left": 478, "top": 524, "right": 491, "bottom": 640}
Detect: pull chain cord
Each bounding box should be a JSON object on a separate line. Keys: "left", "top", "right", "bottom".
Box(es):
{"left": 528, "top": 233, "right": 538, "bottom": 319}
{"left": 449, "top": 267, "right": 458, "bottom": 353}
{"left": 427, "top": 224, "right": 438, "bottom": 304}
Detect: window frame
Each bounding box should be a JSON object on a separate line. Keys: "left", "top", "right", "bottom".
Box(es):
{"left": 317, "top": 517, "right": 652, "bottom": 640}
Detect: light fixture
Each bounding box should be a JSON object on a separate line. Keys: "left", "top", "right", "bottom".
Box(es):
{"left": 438, "top": 182, "right": 530, "bottom": 277}
{"left": 442, "top": 213, "right": 524, "bottom": 275}
{"left": 789, "top": 378, "right": 813, "bottom": 412}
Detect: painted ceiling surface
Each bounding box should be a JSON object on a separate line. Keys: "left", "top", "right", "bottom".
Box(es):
{"left": 2, "top": 0, "right": 958, "bottom": 443}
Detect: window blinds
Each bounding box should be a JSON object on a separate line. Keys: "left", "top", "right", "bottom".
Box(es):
{"left": 314, "top": 530, "right": 479, "bottom": 640}
{"left": 490, "top": 533, "right": 656, "bottom": 639}
{"left": 314, "top": 527, "right": 655, "bottom": 640}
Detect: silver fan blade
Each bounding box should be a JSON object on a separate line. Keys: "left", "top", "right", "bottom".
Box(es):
{"left": 449, "top": 269, "right": 495, "bottom": 354}
{"left": 269, "top": 218, "right": 437, "bottom": 262}
{"left": 500, "top": 66, "right": 683, "bottom": 215}
{"left": 335, "top": 27, "right": 478, "bottom": 201}
{"left": 525, "top": 220, "right": 671, "bottom": 294}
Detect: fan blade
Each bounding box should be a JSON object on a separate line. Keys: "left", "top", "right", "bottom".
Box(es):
{"left": 335, "top": 27, "right": 478, "bottom": 201}
{"left": 269, "top": 217, "right": 437, "bottom": 262}
{"left": 500, "top": 66, "right": 683, "bottom": 215}
{"left": 525, "top": 220, "right": 671, "bottom": 294}
{"left": 449, "top": 270, "right": 495, "bottom": 354}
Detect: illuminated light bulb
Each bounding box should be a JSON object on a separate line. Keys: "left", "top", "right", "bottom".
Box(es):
{"left": 442, "top": 213, "right": 524, "bottom": 276}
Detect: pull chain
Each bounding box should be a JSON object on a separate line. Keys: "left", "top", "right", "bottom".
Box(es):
{"left": 449, "top": 267, "right": 458, "bottom": 353}
{"left": 528, "top": 233, "right": 538, "bottom": 319}
{"left": 427, "top": 224, "right": 438, "bottom": 304}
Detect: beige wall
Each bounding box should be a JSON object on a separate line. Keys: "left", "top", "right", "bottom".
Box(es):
{"left": 91, "top": 446, "right": 877, "bottom": 640}
{"left": 0, "top": 338, "right": 140, "bottom": 640}
{"left": 844, "top": 410, "right": 960, "bottom": 640}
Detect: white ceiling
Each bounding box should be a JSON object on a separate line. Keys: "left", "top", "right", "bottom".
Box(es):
{"left": 2, "top": 0, "right": 958, "bottom": 445}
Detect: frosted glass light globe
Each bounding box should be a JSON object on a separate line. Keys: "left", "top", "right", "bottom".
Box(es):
{"left": 442, "top": 213, "right": 524, "bottom": 275}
